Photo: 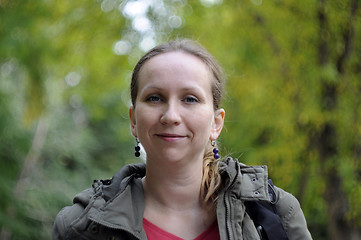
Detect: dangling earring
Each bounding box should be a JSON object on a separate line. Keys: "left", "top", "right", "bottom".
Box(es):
{"left": 135, "top": 138, "right": 140, "bottom": 157}
{"left": 211, "top": 140, "right": 220, "bottom": 159}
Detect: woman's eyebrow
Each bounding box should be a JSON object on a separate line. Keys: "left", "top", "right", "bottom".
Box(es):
{"left": 140, "top": 85, "right": 163, "bottom": 93}
{"left": 140, "top": 84, "right": 206, "bottom": 95}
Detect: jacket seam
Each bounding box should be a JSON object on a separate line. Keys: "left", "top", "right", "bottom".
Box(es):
{"left": 281, "top": 197, "right": 296, "bottom": 234}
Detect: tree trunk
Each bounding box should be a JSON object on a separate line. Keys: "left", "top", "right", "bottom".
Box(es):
{"left": 317, "top": 0, "right": 361, "bottom": 239}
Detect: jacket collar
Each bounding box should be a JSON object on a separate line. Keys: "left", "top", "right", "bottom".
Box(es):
{"left": 220, "top": 158, "right": 270, "bottom": 201}
{"left": 101, "top": 158, "right": 270, "bottom": 203}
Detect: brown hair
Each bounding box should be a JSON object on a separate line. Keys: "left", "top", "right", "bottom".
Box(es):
{"left": 130, "top": 39, "right": 225, "bottom": 208}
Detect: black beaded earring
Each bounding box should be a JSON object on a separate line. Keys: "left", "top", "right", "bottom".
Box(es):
{"left": 135, "top": 138, "right": 140, "bottom": 157}
{"left": 211, "top": 140, "right": 220, "bottom": 159}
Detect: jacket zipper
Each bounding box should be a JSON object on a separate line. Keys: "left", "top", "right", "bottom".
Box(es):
{"left": 223, "top": 162, "right": 239, "bottom": 240}
{"left": 223, "top": 194, "right": 232, "bottom": 240}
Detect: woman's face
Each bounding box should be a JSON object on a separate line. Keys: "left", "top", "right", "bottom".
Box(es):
{"left": 130, "top": 51, "right": 225, "bottom": 164}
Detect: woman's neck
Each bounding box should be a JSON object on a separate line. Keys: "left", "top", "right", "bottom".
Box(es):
{"left": 141, "top": 158, "right": 216, "bottom": 239}
{"left": 143, "top": 157, "right": 204, "bottom": 211}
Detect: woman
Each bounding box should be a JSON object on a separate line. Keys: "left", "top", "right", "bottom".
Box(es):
{"left": 53, "top": 39, "right": 312, "bottom": 240}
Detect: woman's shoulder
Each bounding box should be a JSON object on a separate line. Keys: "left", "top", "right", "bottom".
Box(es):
{"left": 274, "top": 186, "right": 300, "bottom": 217}
{"left": 52, "top": 188, "right": 94, "bottom": 239}
{"left": 273, "top": 186, "right": 313, "bottom": 239}
{"left": 52, "top": 163, "right": 147, "bottom": 239}
{"left": 222, "top": 158, "right": 312, "bottom": 239}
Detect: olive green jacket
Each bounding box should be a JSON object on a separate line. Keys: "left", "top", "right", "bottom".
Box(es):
{"left": 53, "top": 158, "right": 312, "bottom": 240}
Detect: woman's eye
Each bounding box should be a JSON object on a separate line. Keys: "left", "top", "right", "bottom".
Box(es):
{"left": 183, "top": 96, "right": 199, "bottom": 103}
{"left": 146, "top": 95, "right": 162, "bottom": 102}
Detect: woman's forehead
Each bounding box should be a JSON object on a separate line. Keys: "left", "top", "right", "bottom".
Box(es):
{"left": 137, "top": 52, "right": 213, "bottom": 93}
{"left": 139, "top": 52, "right": 211, "bottom": 78}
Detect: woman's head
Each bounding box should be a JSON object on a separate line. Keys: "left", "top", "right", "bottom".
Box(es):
{"left": 130, "top": 39, "right": 225, "bottom": 110}
{"left": 129, "top": 39, "right": 225, "bottom": 208}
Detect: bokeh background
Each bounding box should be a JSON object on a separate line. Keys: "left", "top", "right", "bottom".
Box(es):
{"left": 1, "top": 0, "right": 360, "bottom": 239}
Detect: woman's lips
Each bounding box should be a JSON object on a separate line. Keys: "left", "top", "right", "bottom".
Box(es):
{"left": 156, "top": 133, "right": 185, "bottom": 142}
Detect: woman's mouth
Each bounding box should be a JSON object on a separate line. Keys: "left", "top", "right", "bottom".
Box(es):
{"left": 156, "top": 133, "right": 185, "bottom": 142}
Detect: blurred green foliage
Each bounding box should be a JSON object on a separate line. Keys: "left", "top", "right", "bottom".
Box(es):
{"left": 0, "top": 0, "right": 360, "bottom": 239}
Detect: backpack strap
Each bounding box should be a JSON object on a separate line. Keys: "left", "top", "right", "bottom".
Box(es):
{"left": 244, "top": 179, "right": 289, "bottom": 240}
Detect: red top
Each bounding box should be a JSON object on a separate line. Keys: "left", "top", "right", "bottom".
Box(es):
{"left": 143, "top": 218, "right": 220, "bottom": 240}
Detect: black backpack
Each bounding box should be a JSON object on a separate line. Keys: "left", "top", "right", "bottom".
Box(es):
{"left": 244, "top": 179, "right": 289, "bottom": 240}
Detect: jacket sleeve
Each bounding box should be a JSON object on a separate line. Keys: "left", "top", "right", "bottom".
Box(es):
{"left": 274, "top": 186, "right": 313, "bottom": 240}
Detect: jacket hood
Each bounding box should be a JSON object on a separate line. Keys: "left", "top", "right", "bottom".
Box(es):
{"left": 102, "top": 163, "right": 146, "bottom": 201}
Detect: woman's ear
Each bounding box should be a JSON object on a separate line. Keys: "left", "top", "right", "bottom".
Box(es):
{"left": 210, "top": 108, "right": 225, "bottom": 140}
{"left": 129, "top": 107, "right": 137, "bottom": 137}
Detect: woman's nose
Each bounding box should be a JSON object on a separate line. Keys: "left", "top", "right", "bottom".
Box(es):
{"left": 160, "top": 101, "right": 181, "bottom": 125}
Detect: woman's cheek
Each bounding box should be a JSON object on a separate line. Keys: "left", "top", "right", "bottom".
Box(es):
{"left": 189, "top": 109, "right": 213, "bottom": 130}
